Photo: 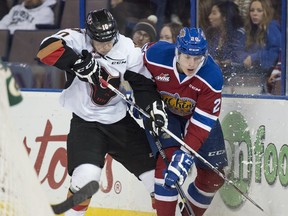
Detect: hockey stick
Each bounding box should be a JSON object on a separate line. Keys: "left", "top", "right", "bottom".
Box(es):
{"left": 99, "top": 77, "right": 264, "bottom": 213}
{"left": 151, "top": 132, "right": 195, "bottom": 216}
{"left": 99, "top": 78, "right": 194, "bottom": 215}
{"left": 160, "top": 128, "right": 264, "bottom": 212}
{"left": 51, "top": 181, "right": 99, "bottom": 214}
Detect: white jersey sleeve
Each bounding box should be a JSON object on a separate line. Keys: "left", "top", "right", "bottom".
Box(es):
{"left": 45, "top": 28, "right": 94, "bottom": 55}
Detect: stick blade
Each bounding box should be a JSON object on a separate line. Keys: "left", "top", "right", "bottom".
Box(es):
{"left": 51, "top": 181, "right": 99, "bottom": 214}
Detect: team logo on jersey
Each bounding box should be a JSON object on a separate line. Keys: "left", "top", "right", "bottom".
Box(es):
{"left": 155, "top": 73, "right": 170, "bottom": 82}
{"left": 161, "top": 91, "right": 195, "bottom": 116}
{"left": 90, "top": 67, "right": 119, "bottom": 106}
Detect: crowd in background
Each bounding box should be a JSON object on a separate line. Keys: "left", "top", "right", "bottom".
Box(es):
{"left": 0, "top": 0, "right": 283, "bottom": 95}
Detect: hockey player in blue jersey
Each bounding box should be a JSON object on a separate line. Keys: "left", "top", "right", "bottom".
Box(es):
{"left": 143, "top": 27, "right": 228, "bottom": 216}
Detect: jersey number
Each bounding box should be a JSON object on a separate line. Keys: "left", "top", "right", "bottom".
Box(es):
{"left": 213, "top": 98, "right": 221, "bottom": 113}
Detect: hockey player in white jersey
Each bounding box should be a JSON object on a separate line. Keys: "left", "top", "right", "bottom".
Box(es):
{"left": 37, "top": 9, "right": 168, "bottom": 215}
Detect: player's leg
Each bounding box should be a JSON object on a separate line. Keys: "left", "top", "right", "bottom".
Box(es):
{"left": 65, "top": 164, "right": 102, "bottom": 216}
{"left": 154, "top": 147, "right": 179, "bottom": 216}
{"left": 65, "top": 114, "right": 107, "bottom": 216}
{"left": 106, "top": 112, "right": 157, "bottom": 208}
{"left": 143, "top": 111, "right": 185, "bottom": 216}
{"left": 183, "top": 120, "right": 227, "bottom": 216}
{"left": 183, "top": 167, "right": 225, "bottom": 216}
{"left": 150, "top": 111, "right": 186, "bottom": 216}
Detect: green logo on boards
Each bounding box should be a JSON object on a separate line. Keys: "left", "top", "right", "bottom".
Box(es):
{"left": 219, "top": 111, "right": 253, "bottom": 208}
{"left": 219, "top": 111, "right": 288, "bottom": 209}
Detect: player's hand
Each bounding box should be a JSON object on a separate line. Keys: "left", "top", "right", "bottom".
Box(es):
{"left": 72, "top": 50, "right": 100, "bottom": 85}
{"left": 164, "top": 149, "right": 194, "bottom": 188}
{"left": 145, "top": 100, "right": 168, "bottom": 135}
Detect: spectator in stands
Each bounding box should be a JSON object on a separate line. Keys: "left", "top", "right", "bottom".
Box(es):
{"left": 198, "top": 0, "right": 213, "bottom": 34}
{"left": 239, "top": 0, "right": 281, "bottom": 93}
{"left": 159, "top": 22, "right": 182, "bottom": 43}
{"left": 206, "top": 1, "right": 245, "bottom": 79}
{"left": 0, "top": 0, "right": 9, "bottom": 20}
{"left": 0, "top": 0, "right": 54, "bottom": 34}
{"left": 131, "top": 15, "right": 157, "bottom": 48}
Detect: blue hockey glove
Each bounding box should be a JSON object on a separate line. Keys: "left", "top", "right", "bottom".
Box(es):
{"left": 72, "top": 50, "right": 100, "bottom": 85}
{"left": 164, "top": 149, "right": 194, "bottom": 188}
{"left": 145, "top": 100, "right": 168, "bottom": 135}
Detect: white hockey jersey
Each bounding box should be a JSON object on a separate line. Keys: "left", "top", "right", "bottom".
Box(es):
{"left": 38, "top": 28, "right": 156, "bottom": 124}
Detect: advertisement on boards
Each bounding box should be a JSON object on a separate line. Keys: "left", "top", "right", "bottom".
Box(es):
{"left": 10, "top": 91, "right": 288, "bottom": 216}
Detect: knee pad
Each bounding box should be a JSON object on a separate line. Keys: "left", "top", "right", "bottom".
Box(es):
{"left": 70, "top": 164, "right": 102, "bottom": 193}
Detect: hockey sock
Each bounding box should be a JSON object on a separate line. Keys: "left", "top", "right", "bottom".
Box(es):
{"left": 155, "top": 199, "right": 178, "bottom": 216}
{"left": 181, "top": 200, "right": 206, "bottom": 216}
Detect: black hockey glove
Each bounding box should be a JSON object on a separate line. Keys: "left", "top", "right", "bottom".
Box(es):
{"left": 72, "top": 50, "right": 100, "bottom": 85}
{"left": 144, "top": 100, "right": 168, "bottom": 135}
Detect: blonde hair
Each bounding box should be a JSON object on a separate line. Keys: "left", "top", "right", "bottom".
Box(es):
{"left": 245, "top": 0, "right": 274, "bottom": 49}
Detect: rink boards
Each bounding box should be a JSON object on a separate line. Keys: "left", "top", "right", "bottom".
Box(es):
{"left": 11, "top": 91, "right": 288, "bottom": 216}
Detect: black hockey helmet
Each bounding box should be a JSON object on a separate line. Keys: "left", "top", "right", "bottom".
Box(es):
{"left": 86, "top": 9, "right": 118, "bottom": 42}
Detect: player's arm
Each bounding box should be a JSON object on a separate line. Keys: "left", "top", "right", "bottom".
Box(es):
{"left": 124, "top": 70, "right": 160, "bottom": 109}
{"left": 37, "top": 37, "right": 100, "bottom": 85}
{"left": 37, "top": 37, "right": 79, "bottom": 71}
{"left": 124, "top": 70, "right": 167, "bottom": 131}
{"left": 184, "top": 87, "right": 222, "bottom": 152}
{"left": 124, "top": 41, "right": 167, "bottom": 128}
{"left": 123, "top": 42, "right": 161, "bottom": 109}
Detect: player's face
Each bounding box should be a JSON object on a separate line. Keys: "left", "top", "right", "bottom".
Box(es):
{"left": 92, "top": 39, "right": 114, "bottom": 56}
{"left": 178, "top": 54, "right": 204, "bottom": 76}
